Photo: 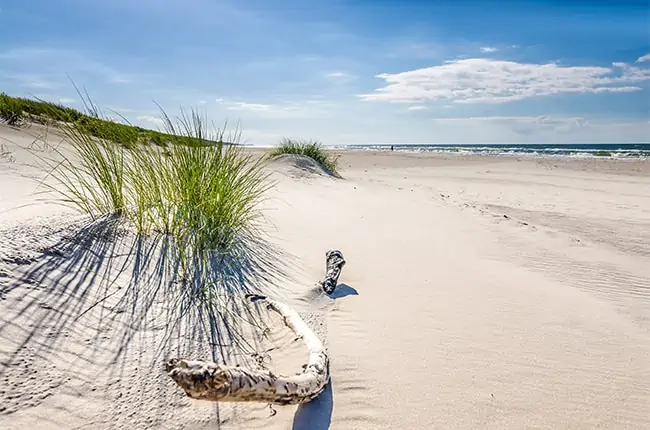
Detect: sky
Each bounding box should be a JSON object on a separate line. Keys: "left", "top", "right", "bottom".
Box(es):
{"left": 1, "top": 0, "right": 649, "bottom": 145}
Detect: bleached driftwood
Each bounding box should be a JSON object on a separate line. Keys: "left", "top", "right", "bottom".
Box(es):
{"left": 165, "top": 295, "right": 329, "bottom": 405}
{"left": 319, "top": 249, "right": 346, "bottom": 294}
{"left": 165, "top": 250, "right": 345, "bottom": 405}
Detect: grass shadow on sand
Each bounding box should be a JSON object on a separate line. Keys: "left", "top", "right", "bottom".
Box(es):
{"left": 0, "top": 215, "right": 295, "bottom": 425}
{"left": 0, "top": 215, "right": 293, "bottom": 367}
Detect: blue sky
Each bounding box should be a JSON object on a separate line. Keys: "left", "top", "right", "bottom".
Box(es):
{"left": 1, "top": 0, "right": 649, "bottom": 144}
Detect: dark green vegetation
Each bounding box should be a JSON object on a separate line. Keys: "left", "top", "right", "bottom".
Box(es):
{"left": 0, "top": 91, "right": 272, "bottom": 271}
{"left": 269, "top": 138, "right": 340, "bottom": 176}
{"left": 0, "top": 92, "right": 178, "bottom": 147}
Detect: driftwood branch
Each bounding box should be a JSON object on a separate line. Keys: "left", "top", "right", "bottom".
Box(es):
{"left": 319, "top": 249, "right": 346, "bottom": 294}
{"left": 165, "top": 295, "right": 328, "bottom": 404}
{"left": 165, "top": 250, "right": 345, "bottom": 405}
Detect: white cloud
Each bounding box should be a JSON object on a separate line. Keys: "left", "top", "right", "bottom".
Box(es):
{"left": 106, "top": 106, "right": 138, "bottom": 114}
{"left": 6, "top": 74, "right": 60, "bottom": 89}
{"left": 407, "top": 105, "right": 427, "bottom": 111}
{"left": 434, "top": 115, "right": 583, "bottom": 123}
{"left": 360, "top": 57, "right": 650, "bottom": 104}
{"left": 58, "top": 97, "right": 77, "bottom": 104}
{"left": 325, "top": 71, "right": 350, "bottom": 78}
{"left": 222, "top": 100, "right": 314, "bottom": 119}
{"left": 480, "top": 46, "right": 499, "bottom": 53}
{"left": 324, "top": 71, "right": 357, "bottom": 84}
{"left": 431, "top": 115, "right": 650, "bottom": 142}
{"left": 433, "top": 115, "right": 588, "bottom": 135}
{"left": 137, "top": 115, "right": 164, "bottom": 127}
{"left": 383, "top": 42, "right": 446, "bottom": 60}
{"left": 227, "top": 102, "right": 272, "bottom": 112}
{"left": 0, "top": 47, "right": 135, "bottom": 85}
{"left": 240, "top": 129, "right": 285, "bottom": 145}
{"left": 0, "top": 48, "right": 54, "bottom": 61}
{"left": 636, "top": 53, "right": 650, "bottom": 63}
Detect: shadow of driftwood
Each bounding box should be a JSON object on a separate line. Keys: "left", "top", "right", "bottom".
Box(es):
{"left": 329, "top": 283, "right": 358, "bottom": 299}
{"left": 292, "top": 379, "right": 334, "bottom": 430}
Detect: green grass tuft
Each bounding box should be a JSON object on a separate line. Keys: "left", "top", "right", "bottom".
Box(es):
{"left": 269, "top": 138, "right": 340, "bottom": 176}
{"left": 0, "top": 93, "right": 26, "bottom": 126}
{"left": 38, "top": 100, "right": 271, "bottom": 275}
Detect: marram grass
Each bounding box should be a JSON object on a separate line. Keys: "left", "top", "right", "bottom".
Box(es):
{"left": 269, "top": 138, "right": 340, "bottom": 176}
{"left": 41, "top": 104, "right": 271, "bottom": 272}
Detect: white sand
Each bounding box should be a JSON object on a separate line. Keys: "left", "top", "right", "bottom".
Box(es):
{"left": 1, "top": 124, "right": 649, "bottom": 429}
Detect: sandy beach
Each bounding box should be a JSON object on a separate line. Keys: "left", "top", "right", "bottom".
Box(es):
{"left": 1, "top": 123, "right": 649, "bottom": 429}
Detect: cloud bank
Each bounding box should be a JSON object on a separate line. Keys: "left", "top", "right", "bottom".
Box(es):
{"left": 361, "top": 57, "right": 650, "bottom": 104}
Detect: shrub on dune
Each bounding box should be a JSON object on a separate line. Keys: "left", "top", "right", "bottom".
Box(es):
{"left": 42, "top": 104, "right": 270, "bottom": 271}
{"left": 269, "top": 138, "right": 340, "bottom": 176}
{"left": 0, "top": 92, "right": 26, "bottom": 126}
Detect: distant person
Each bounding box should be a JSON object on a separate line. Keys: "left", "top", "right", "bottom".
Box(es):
{"left": 390, "top": 145, "right": 394, "bottom": 151}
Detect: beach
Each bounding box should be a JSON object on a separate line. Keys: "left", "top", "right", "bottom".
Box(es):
{"left": 1, "top": 124, "right": 650, "bottom": 429}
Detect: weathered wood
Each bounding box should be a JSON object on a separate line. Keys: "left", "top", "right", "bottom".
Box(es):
{"left": 319, "top": 249, "right": 346, "bottom": 294}
{"left": 165, "top": 294, "right": 329, "bottom": 405}
{"left": 165, "top": 251, "right": 345, "bottom": 404}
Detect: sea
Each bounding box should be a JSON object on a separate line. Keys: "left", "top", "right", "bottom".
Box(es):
{"left": 336, "top": 143, "right": 650, "bottom": 158}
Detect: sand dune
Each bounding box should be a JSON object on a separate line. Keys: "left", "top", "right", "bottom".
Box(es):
{"left": 1, "top": 124, "right": 649, "bottom": 428}
{"left": 268, "top": 153, "right": 337, "bottom": 179}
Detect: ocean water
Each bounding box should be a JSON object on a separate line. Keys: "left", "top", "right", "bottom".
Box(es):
{"left": 338, "top": 143, "right": 650, "bottom": 158}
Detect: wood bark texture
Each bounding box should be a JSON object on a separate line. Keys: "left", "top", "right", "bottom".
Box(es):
{"left": 319, "top": 249, "right": 346, "bottom": 294}
{"left": 165, "top": 295, "right": 329, "bottom": 405}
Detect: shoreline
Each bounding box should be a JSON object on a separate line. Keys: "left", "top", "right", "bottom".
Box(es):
{"left": 253, "top": 146, "right": 650, "bottom": 162}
